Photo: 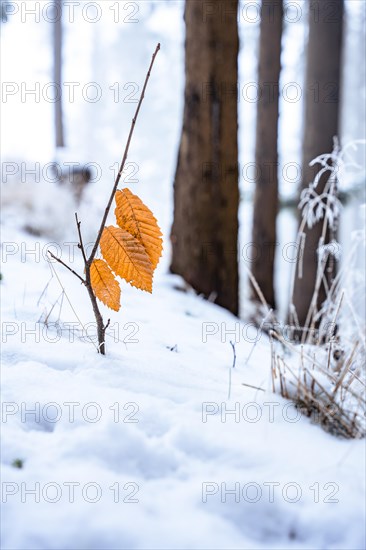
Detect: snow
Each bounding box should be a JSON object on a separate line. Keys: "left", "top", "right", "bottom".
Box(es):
{"left": 1, "top": 223, "right": 366, "bottom": 549}
{"left": 1, "top": 1, "right": 366, "bottom": 548}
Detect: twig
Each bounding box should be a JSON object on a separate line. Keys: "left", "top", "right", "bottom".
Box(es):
{"left": 84, "top": 43, "right": 160, "bottom": 355}
{"left": 241, "top": 383, "right": 265, "bottom": 392}
{"left": 46, "top": 44, "right": 160, "bottom": 355}
{"left": 75, "top": 212, "right": 87, "bottom": 265}
{"left": 87, "top": 43, "right": 161, "bottom": 266}
{"left": 230, "top": 340, "right": 236, "bottom": 368}
{"left": 48, "top": 250, "right": 85, "bottom": 284}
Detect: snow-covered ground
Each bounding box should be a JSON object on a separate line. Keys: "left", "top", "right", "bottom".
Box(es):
{"left": 1, "top": 223, "right": 366, "bottom": 550}
{"left": 1, "top": 1, "right": 366, "bottom": 549}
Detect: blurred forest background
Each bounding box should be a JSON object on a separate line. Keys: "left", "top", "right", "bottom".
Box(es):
{"left": 1, "top": 0, "right": 365, "bottom": 323}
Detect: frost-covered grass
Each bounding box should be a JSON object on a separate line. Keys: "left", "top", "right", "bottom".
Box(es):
{"left": 268, "top": 140, "right": 366, "bottom": 439}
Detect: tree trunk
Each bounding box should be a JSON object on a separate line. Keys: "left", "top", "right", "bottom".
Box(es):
{"left": 251, "top": 0, "right": 283, "bottom": 310}
{"left": 293, "top": 0, "right": 344, "bottom": 326}
{"left": 170, "top": 0, "right": 239, "bottom": 315}
{"left": 53, "top": 0, "right": 64, "bottom": 148}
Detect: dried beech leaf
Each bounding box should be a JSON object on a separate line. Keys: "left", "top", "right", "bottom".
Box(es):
{"left": 90, "top": 259, "right": 121, "bottom": 312}
{"left": 115, "top": 188, "right": 163, "bottom": 270}
{"left": 100, "top": 225, "right": 153, "bottom": 292}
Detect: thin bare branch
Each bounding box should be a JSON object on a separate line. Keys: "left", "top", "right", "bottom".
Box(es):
{"left": 75, "top": 212, "right": 88, "bottom": 265}
{"left": 48, "top": 250, "right": 85, "bottom": 285}
{"left": 87, "top": 42, "right": 161, "bottom": 266}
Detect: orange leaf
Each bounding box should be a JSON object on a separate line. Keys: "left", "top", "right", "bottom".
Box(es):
{"left": 90, "top": 259, "right": 121, "bottom": 312}
{"left": 100, "top": 226, "right": 153, "bottom": 292}
{"left": 115, "top": 189, "right": 163, "bottom": 270}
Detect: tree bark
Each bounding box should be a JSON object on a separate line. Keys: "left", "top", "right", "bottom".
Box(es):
{"left": 251, "top": 0, "right": 283, "bottom": 309}
{"left": 293, "top": 0, "right": 344, "bottom": 326}
{"left": 170, "top": 0, "right": 239, "bottom": 315}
